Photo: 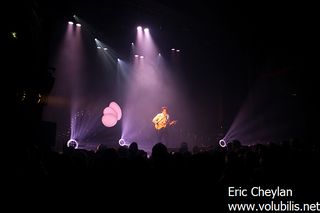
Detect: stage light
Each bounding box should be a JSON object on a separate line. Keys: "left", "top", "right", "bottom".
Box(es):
{"left": 97, "top": 46, "right": 101, "bottom": 49}
{"left": 94, "top": 38, "right": 98, "bottom": 41}
{"left": 37, "top": 94, "right": 41, "bottom": 104}
{"left": 131, "top": 42, "right": 134, "bottom": 45}
{"left": 171, "top": 48, "right": 175, "bottom": 51}
{"left": 73, "top": 15, "right": 76, "bottom": 18}
{"left": 144, "top": 28, "right": 149, "bottom": 33}
{"left": 67, "top": 139, "right": 79, "bottom": 149}
{"left": 103, "top": 48, "right": 107, "bottom": 50}
{"left": 76, "top": 23, "right": 81, "bottom": 27}
{"left": 158, "top": 53, "right": 161, "bottom": 56}
{"left": 140, "top": 56, "right": 144, "bottom": 59}
{"left": 21, "top": 91, "right": 26, "bottom": 101}
{"left": 134, "top": 55, "right": 139, "bottom": 58}
{"left": 117, "top": 58, "right": 120, "bottom": 62}
{"left": 119, "top": 138, "right": 126, "bottom": 146}
{"left": 176, "top": 49, "right": 180, "bottom": 52}
{"left": 11, "top": 32, "right": 17, "bottom": 39}
{"left": 68, "top": 21, "right": 74, "bottom": 25}
{"left": 137, "top": 26, "right": 142, "bottom": 31}
{"left": 219, "top": 139, "right": 226, "bottom": 147}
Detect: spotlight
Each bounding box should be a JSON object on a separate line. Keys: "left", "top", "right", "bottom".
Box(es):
{"left": 176, "top": 49, "right": 180, "bottom": 52}
{"left": 76, "top": 23, "right": 81, "bottom": 27}
{"left": 158, "top": 53, "right": 161, "bottom": 56}
{"left": 94, "top": 38, "right": 98, "bottom": 41}
{"left": 97, "top": 46, "right": 101, "bottom": 49}
{"left": 73, "top": 15, "right": 76, "bottom": 18}
{"left": 140, "top": 56, "right": 144, "bottom": 59}
{"left": 11, "top": 32, "right": 18, "bottom": 39}
{"left": 117, "top": 58, "right": 120, "bottom": 62}
{"left": 103, "top": 48, "right": 108, "bottom": 50}
{"left": 219, "top": 139, "right": 226, "bottom": 148}
{"left": 119, "top": 138, "right": 126, "bottom": 146}
{"left": 134, "top": 55, "right": 139, "bottom": 58}
{"left": 37, "top": 94, "right": 41, "bottom": 104}
{"left": 68, "top": 21, "right": 74, "bottom": 25}
{"left": 144, "top": 28, "right": 149, "bottom": 33}
{"left": 171, "top": 48, "right": 175, "bottom": 51}
{"left": 137, "top": 26, "right": 142, "bottom": 31}
{"left": 131, "top": 42, "right": 134, "bottom": 46}
{"left": 67, "top": 139, "right": 79, "bottom": 149}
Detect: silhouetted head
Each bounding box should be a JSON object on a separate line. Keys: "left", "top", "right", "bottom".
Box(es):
{"left": 129, "top": 142, "right": 138, "bottom": 153}
{"left": 151, "top": 143, "right": 169, "bottom": 159}
{"left": 96, "top": 144, "right": 108, "bottom": 153}
{"left": 179, "top": 142, "right": 189, "bottom": 153}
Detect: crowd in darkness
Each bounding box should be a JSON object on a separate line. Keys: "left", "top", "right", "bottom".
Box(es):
{"left": 12, "top": 137, "right": 320, "bottom": 207}
{"left": 14, "top": 139, "right": 320, "bottom": 185}
{"left": 8, "top": 135, "right": 319, "bottom": 211}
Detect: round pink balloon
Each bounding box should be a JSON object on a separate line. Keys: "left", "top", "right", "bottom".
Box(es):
{"left": 103, "top": 106, "right": 117, "bottom": 116}
{"left": 101, "top": 113, "right": 117, "bottom": 127}
{"left": 109, "top": 101, "right": 122, "bottom": 120}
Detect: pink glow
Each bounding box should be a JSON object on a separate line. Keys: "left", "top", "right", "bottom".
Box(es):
{"left": 109, "top": 101, "right": 122, "bottom": 120}
{"left": 68, "top": 21, "right": 74, "bottom": 25}
{"left": 103, "top": 106, "right": 117, "bottom": 116}
{"left": 102, "top": 113, "right": 118, "bottom": 127}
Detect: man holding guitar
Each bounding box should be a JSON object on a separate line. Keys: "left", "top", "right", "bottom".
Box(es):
{"left": 152, "top": 106, "right": 177, "bottom": 144}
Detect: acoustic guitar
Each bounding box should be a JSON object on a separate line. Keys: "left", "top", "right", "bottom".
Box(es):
{"left": 154, "top": 120, "right": 177, "bottom": 130}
